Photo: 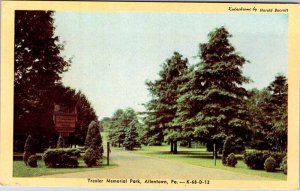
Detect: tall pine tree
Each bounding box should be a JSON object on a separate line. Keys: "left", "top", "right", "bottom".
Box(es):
{"left": 145, "top": 52, "right": 188, "bottom": 153}
{"left": 195, "top": 27, "right": 251, "bottom": 151}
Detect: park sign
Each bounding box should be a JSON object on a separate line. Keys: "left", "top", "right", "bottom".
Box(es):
{"left": 54, "top": 112, "right": 77, "bottom": 133}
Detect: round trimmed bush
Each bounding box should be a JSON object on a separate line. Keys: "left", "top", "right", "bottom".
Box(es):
{"left": 226, "top": 153, "right": 237, "bottom": 167}
{"left": 27, "top": 155, "right": 38, "bottom": 168}
{"left": 264, "top": 156, "right": 276, "bottom": 172}
{"left": 281, "top": 156, "right": 287, "bottom": 175}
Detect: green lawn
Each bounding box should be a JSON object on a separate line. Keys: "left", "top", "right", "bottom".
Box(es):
{"left": 13, "top": 157, "right": 117, "bottom": 177}
{"left": 135, "top": 144, "right": 287, "bottom": 180}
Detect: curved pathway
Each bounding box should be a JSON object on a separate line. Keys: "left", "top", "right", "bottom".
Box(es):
{"left": 41, "top": 149, "right": 274, "bottom": 180}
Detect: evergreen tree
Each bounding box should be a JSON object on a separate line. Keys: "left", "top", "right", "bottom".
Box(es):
{"left": 107, "top": 108, "right": 139, "bottom": 147}
{"left": 123, "top": 120, "right": 141, "bottom": 150}
{"left": 246, "top": 88, "right": 272, "bottom": 150}
{"left": 145, "top": 52, "right": 188, "bottom": 153}
{"left": 23, "top": 134, "right": 35, "bottom": 165}
{"left": 195, "top": 27, "right": 251, "bottom": 151}
{"left": 84, "top": 120, "right": 103, "bottom": 166}
{"left": 172, "top": 65, "right": 203, "bottom": 148}
{"left": 57, "top": 136, "right": 64, "bottom": 148}
{"left": 264, "top": 74, "right": 288, "bottom": 151}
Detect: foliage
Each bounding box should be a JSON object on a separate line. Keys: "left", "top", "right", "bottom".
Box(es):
{"left": 85, "top": 121, "right": 103, "bottom": 150}
{"left": 57, "top": 136, "right": 64, "bottom": 148}
{"left": 24, "top": 134, "right": 35, "bottom": 153}
{"left": 42, "top": 148, "right": 80, "bottom": 168}
{"left": 226, "top": 153, "right": 237, "bottom": 167}
{"left": 264, "top": 75, "right": 288, "bottom": 152}
{"left": 264, "top": 156, "right": 276, "bottom": 172}
{"left": 83, "top": 148, "right": 102, "bottom": 167}
{"left": 84, "top": 120, "right": 103, "bottom": 166}
{"left": 246, "top": 89, "right": 272, "bottom": 150}
{"left": 107, "top": 108, "right": 140, "bottom": 147}
{"left": 23, "top": 151, "right": 33, "bottom": 166}
{"left": 14, "top": 11, "right": 70, "bottom": 138}
{"left": 243, "top": 151, "right": 284, "bottom": 170}
{"left": 144, "top": 52, "right": 188, "bottom": 152}
{"left": 243, "top": 151, "right": 267, "bottom": 170}
{"left": 281, "top": 156, "right": 287, "bottom": 174}
{"left": 193, "top": 27, "right": 251, "bottom": 152}
{"left": 13, "top": 11, "right": 97, "bottom": 152}
{"left": 222, "top": 136, "right": 245, "bottom": 165}
{"left": 27, "top": 155, "right": 38, "bottom": 168}
{"left": 211, "top": 133, "right": 227, "bottom": 153}
{"left": 247, "top": 75, "right": 287, "bottom": 152}
{"left": 23, "top": 134, "right": 36, "bottom": 165}
{"left": 123, "top": 120, "right": 141, "bottom": 150}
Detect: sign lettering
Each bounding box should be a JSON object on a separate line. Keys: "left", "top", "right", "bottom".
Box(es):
{"left": 54, "top": 113, "right": 77, "bottom": 133}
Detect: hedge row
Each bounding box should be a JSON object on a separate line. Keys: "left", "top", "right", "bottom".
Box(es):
{"left": 43, "top": 148, "right": 81, "bottom": 168}
{"left": 244, "top": 151, "right": 286, "bottom": 170}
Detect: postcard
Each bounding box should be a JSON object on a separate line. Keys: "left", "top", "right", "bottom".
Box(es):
{"left": 0, "top": 1, "right": 299, "bottom": 190}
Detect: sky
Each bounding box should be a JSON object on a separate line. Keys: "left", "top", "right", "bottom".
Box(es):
{"left": 53, "top": 12, "right": 288, "bottom": 119}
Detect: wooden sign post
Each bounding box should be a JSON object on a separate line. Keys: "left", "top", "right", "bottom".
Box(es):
{"left": 107, "top": 142, "right": 110, "bottom": 166}
{"left": 213, "top": 144, "right": 216, "bottom": 166}
{"left": 54, "top": 112, "right": 77, "bottom": 145}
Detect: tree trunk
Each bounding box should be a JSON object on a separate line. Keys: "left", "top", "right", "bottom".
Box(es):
{"left": 188, "top": 140, "right": 192, "bottom": 148}
{"left": 173, "top": 141, "right": 177, "bottom": 154}
{"left": 170, "top": 140, "right": 174, "bottom": 152}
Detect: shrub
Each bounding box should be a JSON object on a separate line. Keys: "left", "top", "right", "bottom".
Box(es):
{"left": 27, "top": 155, "right": 38, "bottom": 168}
{"left": 123, "top": 120, "right": 141, "bottom": 150}
{"left": 85, "top": 121, "right": 103, "bottom": 151}
{"left": 84, "top": 120, "right": 104, "bottom": 166}
{"left": 23, "top": 151, "right": 32, "bottom": 165}
{"left": 244, "top": 150, "right": 285, "bottom": 170}
{"left": 281, "top": 156, "right": 287, "bottom": 174}
{"left": 269, "top": 151, "right": 286, "bottom": 168}
{"left": 222, "top": 136, "right": 245, "bottom": 165}
{"left": 23, "top": 135, "right": 36, "bottom": 165}
{"left": 264, "top": 156, "right": 276, "bottom": 172}
{"left": 83, "top": 148, "right": 101, "bottom": 167}
{"left": 226, "top": 153, "right": 238, "bottom": 167}
{"left": 43, "top": 148, "right": 80, "bottom": 168}
{"left": 244, "top": 151, "right": 266, "bottom": 170}
{"left": 57, "top": 136, "right": 64, "bottom": 148}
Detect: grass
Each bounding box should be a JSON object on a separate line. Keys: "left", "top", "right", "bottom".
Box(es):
{"left": 13, "top": 157, "right": 117, "bottom": 177}
{"left": 135, "top": 144, "right": 287, "bottom": 180}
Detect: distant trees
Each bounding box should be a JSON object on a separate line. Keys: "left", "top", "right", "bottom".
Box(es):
{"left": 106, "top": 108, "right": 141, "bottom": 150}
{"left": 123, "top": 120, "right": 141, "bottom": 150}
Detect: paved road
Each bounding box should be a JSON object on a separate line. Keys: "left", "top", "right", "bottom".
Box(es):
{"left": 41, "top": 149, "right": 273, "bottom": 180}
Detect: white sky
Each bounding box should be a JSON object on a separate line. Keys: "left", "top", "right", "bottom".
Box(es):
{"left": 53, "top": 12, "right": 288, "bottom": 119}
